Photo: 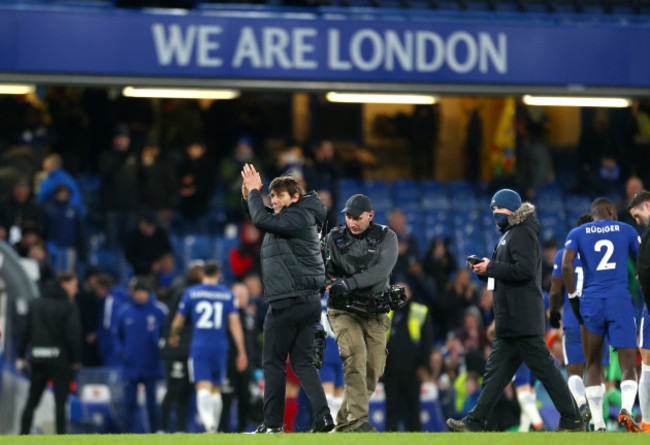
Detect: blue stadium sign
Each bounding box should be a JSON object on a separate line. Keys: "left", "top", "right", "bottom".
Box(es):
{"left": 0, "top": 7, "right": 649, "bottom": 89}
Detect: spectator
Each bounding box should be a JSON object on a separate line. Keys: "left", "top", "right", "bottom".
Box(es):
{"left": 36, "top": 153, "right": 85, "bottom": 217}
{"left": 150, "top": 252, "right": 177, "bottom": 304}
{"left": 177, "top": 139, "right": 217, "bottom": 234}
{"left": 437, "top": 269, "right": 478, "bottom": 341}
{"left": 462, "top": 372, "right": 482, "bottom": 417}
{"left": 228, "top": 220, "right": 262, "bottom": 281}
{"left": 99, "top": 123, "right": 139, "bottom": 248}
{"left": 43, "top": 183, "right": 86, "bottom": 272}
{"left": 458, "top": 306, "right": 488, "bottom": 353}
{"left": 94, "top": 273, "right": 129, "bottom": 367}
{"left": 303, "top": 139, "right": 341, "bottom": 202}
{"left": 477, "top": 285, "right": 494, "bottom": 328}
{"left": 160, "top": 260, "right": 204, "bottom": 433}
{"left": 75, "top": 267, "right": 102, "bottom": 366}
{"left": 124, "top": 212, "right": 173, "bottom": 276}
{"left": 384, "top": 283, "right": 433, "bottom": 432}
{"left": 0, "top": 178, "right": 43, "bottom": 243}
{"left": 221, "top": 282, "right": 260, "bottom": 432}
{"left": 617, "top": 176, "right": 644, "bottom": 234}
{"left": 219, "top": 136, "right": 262, "bottom": 223}
{"left": 139, "top": 139, "right": 176, "bottom": 230}
{"left": 389, "top": 209, "right": 421, "bottom": 284}
{"left": 17, "top": 273, "right": 81, "bottom": 435}
{"left": 116, "top": 280, "right": 168, "bottom": 433}
{"left": 422, "top": 238, "right": 457, "bottom": 295}
{"left": 317, "top": 189, "right": 338, "bottom": 233}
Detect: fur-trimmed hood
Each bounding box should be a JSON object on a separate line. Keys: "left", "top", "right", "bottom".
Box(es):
{"left": 505, "top": 202, "right": 541, "bottom": 235}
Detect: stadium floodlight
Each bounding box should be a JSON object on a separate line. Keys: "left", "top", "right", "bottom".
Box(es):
{"left": 326, "top": 92, "right": 438, "bottom": 105}
{"left": 0, "top": 84, "right": 35, "bottom": 95}
{"left": 522, "top": 95, "right": 632, "bottom": 108}
{"left": 122, "top": 87, "right": 240, "bottom": 100}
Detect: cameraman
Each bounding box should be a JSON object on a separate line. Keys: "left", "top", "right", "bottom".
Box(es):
{"left": 324, "top": 194, "right": 398, "bottom": 432}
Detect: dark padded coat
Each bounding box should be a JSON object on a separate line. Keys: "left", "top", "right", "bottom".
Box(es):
{"left": 18, "top": 282, "right": 82, "bottom": 368}
{"left": 484, "top": 203, "right": 546, "bottom": 338}
{"left": 245, "top": 189, "right": 326, "bottom": 303}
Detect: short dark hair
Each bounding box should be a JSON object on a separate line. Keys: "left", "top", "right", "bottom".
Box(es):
{"left": 96, "top": 273, "right": 114, "bottom": 290}
{"left": 269, "top": 175, "right": 304, "bottom": 200}
{"left": 591, "top": 197, "right": 615, "bottom": 218}
{"left": 576, "top": 213, "right": 594, "bottom": 226}
{"left": 204, "top": 261, "right": 220, "bottom": 277}
{"left": 56, "top": 272, "right": 77, "bottom": 285}
{"left": 628, "top": 190, "right": 650, "bottom": 211}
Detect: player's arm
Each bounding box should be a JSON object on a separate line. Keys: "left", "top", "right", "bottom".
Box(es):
{"left": 549, "top": 274, "right": 564, "bottom": 329}
{"left": 228, "top": 313, "right": 248, "bottom": 372}
{"left": 561, "top": 248, "right": 583, "bottom": 324}
{"left": 168, "top": 313, "right": 185, "bottom": 347}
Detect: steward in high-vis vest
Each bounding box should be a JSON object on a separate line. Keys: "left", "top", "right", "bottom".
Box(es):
{"left": 384, "top": 284, "right": 433, "bottom": 432}
{"left": 324, "top": 194, "right": 399, "bottom": 433}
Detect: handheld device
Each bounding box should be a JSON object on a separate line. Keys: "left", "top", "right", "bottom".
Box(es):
{"left": 466, "top": 255, "right": 484, "bottom": 265}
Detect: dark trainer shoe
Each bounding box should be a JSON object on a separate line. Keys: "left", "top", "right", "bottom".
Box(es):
{"left": 351, "top": 422, "right": 377, "bottom": 432}
{"left": 447, "top": 418, "right": 473, "bottom": 432}
{"left": 309, "top": 413, "right": 335, "bottom": 433}
{"left": 250, "top": 423, "right": 283, "bottom": 434}
{"left": 618, "top": 409, "right": 642, "bottom": 432}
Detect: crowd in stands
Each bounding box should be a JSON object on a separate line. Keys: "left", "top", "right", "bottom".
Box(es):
{"left": 2, "top": 88, "right": 649, "bottom": 432}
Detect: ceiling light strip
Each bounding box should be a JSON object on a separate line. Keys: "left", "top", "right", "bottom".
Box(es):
{"left": 522, "top": 95, "right": 631, "bottom": 108}
{"left": 122, "top": 87, "right": 240, "bottom": 100}
{"left": 326, "top": 92, "right": 437, "bottom": 104}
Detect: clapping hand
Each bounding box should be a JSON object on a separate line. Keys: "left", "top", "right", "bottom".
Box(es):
{"left": 241, "top": 163, "right": 263, "bottom": 199}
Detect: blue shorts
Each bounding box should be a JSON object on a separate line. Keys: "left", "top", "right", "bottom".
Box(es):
{"left": 189, "top": 347, "right": 228, "bottom": 385}
{"left": 580, "top": 296, "right": 637, "bottom": 349}
{"left": 640, "top": 306, "right": 650, "bottom": 350}
{"left": 513, "top": 363, "right": 535, "bottom": 388}
{"left": 562, "top": 326, "right": 610, "bottom": 366}
{"left": 318, "top": 362, "right": 344, "bottom": 387}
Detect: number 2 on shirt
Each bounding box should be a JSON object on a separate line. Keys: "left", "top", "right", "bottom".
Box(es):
{"left": 594, "top": 240, "right": 616, "bottom": 271}
{"left": 196, "top": 301, "right": 224, "bottom": 329}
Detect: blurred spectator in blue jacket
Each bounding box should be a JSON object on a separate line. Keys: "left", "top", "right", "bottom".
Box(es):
{"left": 36, "top": 153, "right": 85, "bottom": 217}
{"left": 116, "top": 280, "right": 168, "bottom": 433}
{"left": 0, "top": 177, "right": 43, "bottom": 243}
{"left": 43, "top": 184, "right": 86, "bottom": 272}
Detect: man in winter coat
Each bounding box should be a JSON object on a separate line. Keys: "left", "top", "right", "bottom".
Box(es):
{"left": 241, "top": 164, "right": 334, "bottom": 433}
{"left": 446, "top": 188, "right": 583, "bottom": 432}
{"left": 18, "top": 272, "right": 82, "bottom": 434}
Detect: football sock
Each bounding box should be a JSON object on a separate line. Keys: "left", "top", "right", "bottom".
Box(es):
{"left": 197, "top": 389, "right": 216, "bottom": 431}
{"left": 284, "top": 397, "right": 298, "bottom": 432}
{"left": 211, "top": 392, "right": 223, "bottom": 431}
{"left": 620, "top": 379, "right": 638, "bottom": 414}
{"left": 517, "top": 391, "right": 543, "bottom": 429}
{"left": 639, "top": 364, "right": 650, "bottom": 424}
{"left": 518, "top": 411, "right": 530, "bottom": 432}
{"left": 585, "top": 385, "right": 605, "bottom": 430}
{"left": 567, "top": 375, "right": 587, "bottom": 408}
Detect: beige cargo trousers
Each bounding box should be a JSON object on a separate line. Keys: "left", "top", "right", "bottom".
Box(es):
{"left": 327, "top": 307, "right": 390, "bottom": 432}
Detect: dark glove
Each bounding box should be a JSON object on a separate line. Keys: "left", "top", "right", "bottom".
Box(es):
{"left": 549, "top": 310, "right": 562, "bottom": 329}
{"left": 329, "top": 279, "right": 350, "bottom": 297}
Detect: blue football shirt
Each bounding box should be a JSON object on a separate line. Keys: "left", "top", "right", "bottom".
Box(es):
{"left": 178, "top": 283, "right": 238, "bottom": 353}
{"left": 564, "top": 219, "right": 640, "bottom": 298}
{"left": 552, "top": 248, "right": 584, "bottom": 329}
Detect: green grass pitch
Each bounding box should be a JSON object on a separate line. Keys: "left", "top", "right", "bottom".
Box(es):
{"left": 1, "top": 433, "right": 649, "bottom": 445}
